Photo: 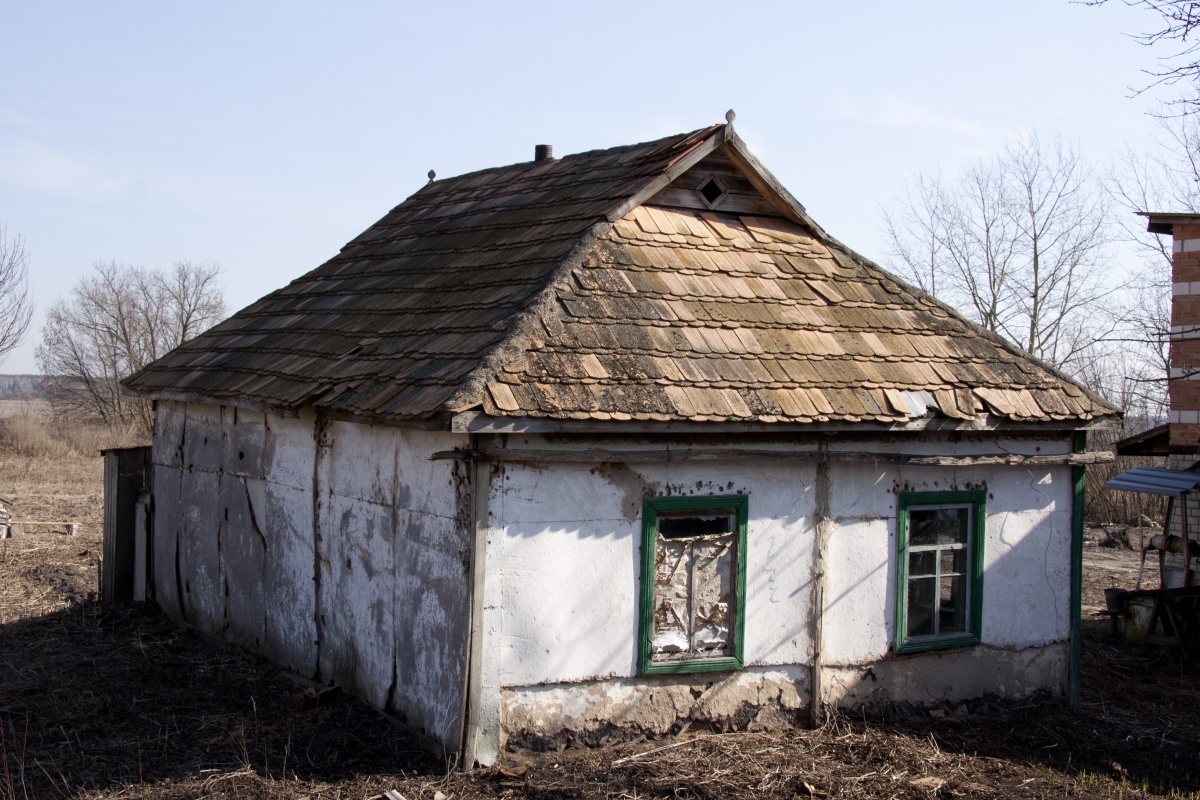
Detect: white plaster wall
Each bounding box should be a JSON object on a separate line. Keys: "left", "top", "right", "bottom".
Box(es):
{"left": 318, "top": 421, "right": 471, "bottom": 748}
{"left": 262, "top": 412, "right": 318, "bottom": 677}
{"left": 820, "top": 459, "right": 1073, "bottom": 665}
{"left": 152, "top": 401, "right": 318, "bottom": 671}
{"left": 151, "top": 402, "right": 473, "bottom": 751}
{"left": 485, "top": 458, "right": 815, "bottom": 688}
{"left": 978, "top": 465, "right": 1073, "bottom": 647}
{"left": 484, "top": 434, "right": 1074, "bottom": 694}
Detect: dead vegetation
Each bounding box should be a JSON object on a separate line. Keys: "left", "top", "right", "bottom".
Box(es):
{"left": 0, "top": 400, "right": 143, "bottom": 460}
{"left": 1, "top": 441, "right": 1198, "bottom": 799}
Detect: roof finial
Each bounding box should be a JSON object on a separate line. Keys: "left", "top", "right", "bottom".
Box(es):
{"left": 725, "top": 109, "right": 736, "bottom": 126}
{"left": 427, "top": 169, "right": 436, "bottom": 183}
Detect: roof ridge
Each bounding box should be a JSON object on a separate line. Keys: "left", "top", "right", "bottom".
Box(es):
{"left": 410, "top": 126, "right": 719, "bottom": 195}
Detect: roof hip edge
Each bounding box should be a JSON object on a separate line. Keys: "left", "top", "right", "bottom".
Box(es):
{"left": 440, "top": 220, "right": 613, "bottom": 414}
{"left": 827, "top": 243, "right": 1122, "bottom": 420}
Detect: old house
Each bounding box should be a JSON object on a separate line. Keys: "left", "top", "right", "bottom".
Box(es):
{"left": 124, "top": 117, "right": 1119, "bottom": 765}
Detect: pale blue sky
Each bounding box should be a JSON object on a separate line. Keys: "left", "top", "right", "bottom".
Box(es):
{"left": 0, "top": 0, "right": 1176, "bottom": 372}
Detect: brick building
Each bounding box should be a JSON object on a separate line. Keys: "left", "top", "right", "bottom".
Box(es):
{"left": 1144, "top": 213, "right": 1200, "bottom": 467}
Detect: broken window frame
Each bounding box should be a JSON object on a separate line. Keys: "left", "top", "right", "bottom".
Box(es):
{"left": 894, "top": 490, "right": 986, "bottom": 654}
{"left": 638, "top": 494, "right": 748, "bottom": 675}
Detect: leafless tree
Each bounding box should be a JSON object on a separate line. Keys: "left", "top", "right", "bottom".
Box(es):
{"left": 1102, "top": 99, "right": 1200, "bottom": 421}
{"left": 1084, "top": 1, "right": 1200, "bottom": 92}
{"left": 36, "top": 261, "right": 225, "bottom": 433}
{"left": 0, "top": 225, "right": 34, "bottom": 365}
{"left": 883, "top": 134, "right": 1117, "bottom": 374}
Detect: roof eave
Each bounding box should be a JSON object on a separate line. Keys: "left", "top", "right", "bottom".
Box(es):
{"left": 450, "top": 410, "right": 1121, "bottom": 436}
{"left": 1139, "top": 211, "right": 1200, "bottom": 235}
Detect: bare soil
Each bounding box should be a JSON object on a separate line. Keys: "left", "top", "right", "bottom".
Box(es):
{"left": 1, "top": 450, "right": 1198, "bottom": 799}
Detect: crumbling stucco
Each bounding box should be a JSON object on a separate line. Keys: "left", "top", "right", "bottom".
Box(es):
{"left": 481, "top": 435, "right": 1076, "bottom": 759}
{"left": 823, "top": 642, "right": 1068, "bottom": 713}
{"left": 502, "top": 667, "right": 808, "bottom": 750}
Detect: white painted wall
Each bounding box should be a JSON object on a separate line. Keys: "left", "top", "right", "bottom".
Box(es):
{"left": 481, "top": 433, "right": 1074, "bottom": 699}
{"left": 484, "top": 457, "right": 816, "bottom": 688}
{"left": 151, "top": 402, "right": 473, "bottom": 751}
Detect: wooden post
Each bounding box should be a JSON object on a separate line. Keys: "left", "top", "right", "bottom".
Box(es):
{"left": 809, "top": 454, "right": 832, "bottom": 727}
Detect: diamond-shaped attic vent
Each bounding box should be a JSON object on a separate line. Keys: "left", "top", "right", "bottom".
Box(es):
{"left": 698, "top": 177, "right": 725, "bottom": 206}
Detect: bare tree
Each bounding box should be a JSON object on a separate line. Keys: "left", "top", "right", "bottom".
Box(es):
{"left": 0, "top": 225, "right": 34, "bottom": 365}
{"left": 1103, "top": 99, "right": 1200, "bottom": 421}
{"left": 36, "top": 260, "right": 225, "bottom": 433}
{"left": 1084, "top": 1, "right": 1200, "bottom": 92}
{"left": 883, "top": 134, "right": 1117, "bottom": 374}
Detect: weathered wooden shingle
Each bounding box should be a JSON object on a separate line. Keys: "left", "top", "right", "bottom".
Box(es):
{"left": 126, "top": 124, "right": 1118, "bottom": 428}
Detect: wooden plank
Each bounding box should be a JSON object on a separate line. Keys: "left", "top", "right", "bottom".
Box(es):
{"left": 455, "top": 412, "right": 1121, "bottom": 435}
{"left": 722, "top": 132, "right": 828, "bottom": 238}
{"left": 605, "top": 128, "right": 726, "bottom": 223}
{"left": 430, "top": 446, "right": 1115, "bottom": 467}
{"left": 646, "top": 186, "right": 778, "bottom": 216}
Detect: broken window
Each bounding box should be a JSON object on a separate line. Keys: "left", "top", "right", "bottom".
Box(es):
{"left": 639, "top": 495, "right": 747, "bottom": 674}
{"left": 896, "top": 491, "right": 985, "bottom": 653}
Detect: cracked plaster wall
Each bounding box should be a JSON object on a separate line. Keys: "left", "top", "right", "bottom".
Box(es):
{"left": 151, "top": 401, "right": 472, "bottom": 751}
{"left": 481, "top": 433, "right": 1074, "bottom": 744}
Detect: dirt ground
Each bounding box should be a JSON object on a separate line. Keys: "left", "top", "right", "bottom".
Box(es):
{"left": 2, "top": 450, "right": 1199, "bottom": 799}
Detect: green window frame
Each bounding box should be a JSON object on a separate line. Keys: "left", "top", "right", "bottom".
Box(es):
{"left": 638, "top": 495, "right": 748, "bottom": 675}
{"left": 895, "top": 490, "right": 985, "bottom": 654}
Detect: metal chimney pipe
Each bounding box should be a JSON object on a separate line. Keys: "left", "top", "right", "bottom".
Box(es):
{"left": 534, "top": 144, "right": 553, "bottom": 162}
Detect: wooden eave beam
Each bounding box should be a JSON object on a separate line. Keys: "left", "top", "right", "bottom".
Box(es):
{"left": 449, "top": 410, "right": 1121, "bottom": 435}
{"left": 125, "top": 387, "right": 301, "bottom": 419}
{"left": 431, "top": 447, "right": 1114, "bottom": 467}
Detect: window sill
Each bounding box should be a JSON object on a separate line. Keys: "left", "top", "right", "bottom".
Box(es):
{"left": 895, "top": 634, "right": 981, "bottom": 656}
{"left": 639, "top": 656, "right": 743, "bottom": 676}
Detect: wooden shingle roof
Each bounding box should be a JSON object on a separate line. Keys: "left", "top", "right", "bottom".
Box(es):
{"left": 125, "top": 122, "right": 1118, "bottom": 430}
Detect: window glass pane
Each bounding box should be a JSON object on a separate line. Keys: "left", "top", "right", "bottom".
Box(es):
{"left": 909, "top": 506, "right": 969, "bottom": 547}
{"left": 939, "top": 548, "right": 966, "bottom": 576}
{"left": 909, "top": 550, "right": 936, "bottom": 577}
{"left": 938, "top": 575, "right": 968, "bottom": 633}
{"left": 907, "top": 577, "right": 935, "bottom": 637}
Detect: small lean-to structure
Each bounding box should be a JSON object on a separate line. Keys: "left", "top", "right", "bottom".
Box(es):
{"left": 124, "top": 116, "right": 1119, "bottom": 765}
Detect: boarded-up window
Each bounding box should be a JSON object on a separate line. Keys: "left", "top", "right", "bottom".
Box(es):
{"left": 639, "top": 496, "right": 747, "bottom": 674}
{"left": 896, "top": 491, "right": 985, "bottom": 654}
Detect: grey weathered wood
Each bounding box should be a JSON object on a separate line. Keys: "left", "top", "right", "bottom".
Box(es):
{"left": 431, "top": 447, "right": 1114, "bottom": 467}
{"left": 101, "top": 446, "right": 153, "bottom": 603}
{"left": 723, "top": 132, "right": 828, "bottom": 238}
{"left": 451, "top": 411, "right": 1121, "bottom": 435}
{"left": 122, "top": 387, "right": 301, "bottom": 418}
{"left": 133, "top": 495, "right": 149, "bottom": 601}
{"left": 606, "top": 128, "right": 727, "bottom": 224}
{"left": 646, "top": 187, "right": 777, "bottom": 215}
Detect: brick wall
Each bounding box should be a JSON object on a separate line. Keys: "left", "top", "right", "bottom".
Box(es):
{"left": 1167, "top": 219, "right": 1200, "bottom": 458}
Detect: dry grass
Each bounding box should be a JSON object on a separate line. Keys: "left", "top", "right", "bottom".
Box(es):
{"left": 0, "top": 401, "right": 143, "bottom": 460}
{"left": 1, "top": 444, "right": 1198, "bottom": 799}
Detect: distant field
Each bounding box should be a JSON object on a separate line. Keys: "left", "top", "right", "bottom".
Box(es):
{"left": 0, "top": 398, "right": 49, "bottom": 418}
